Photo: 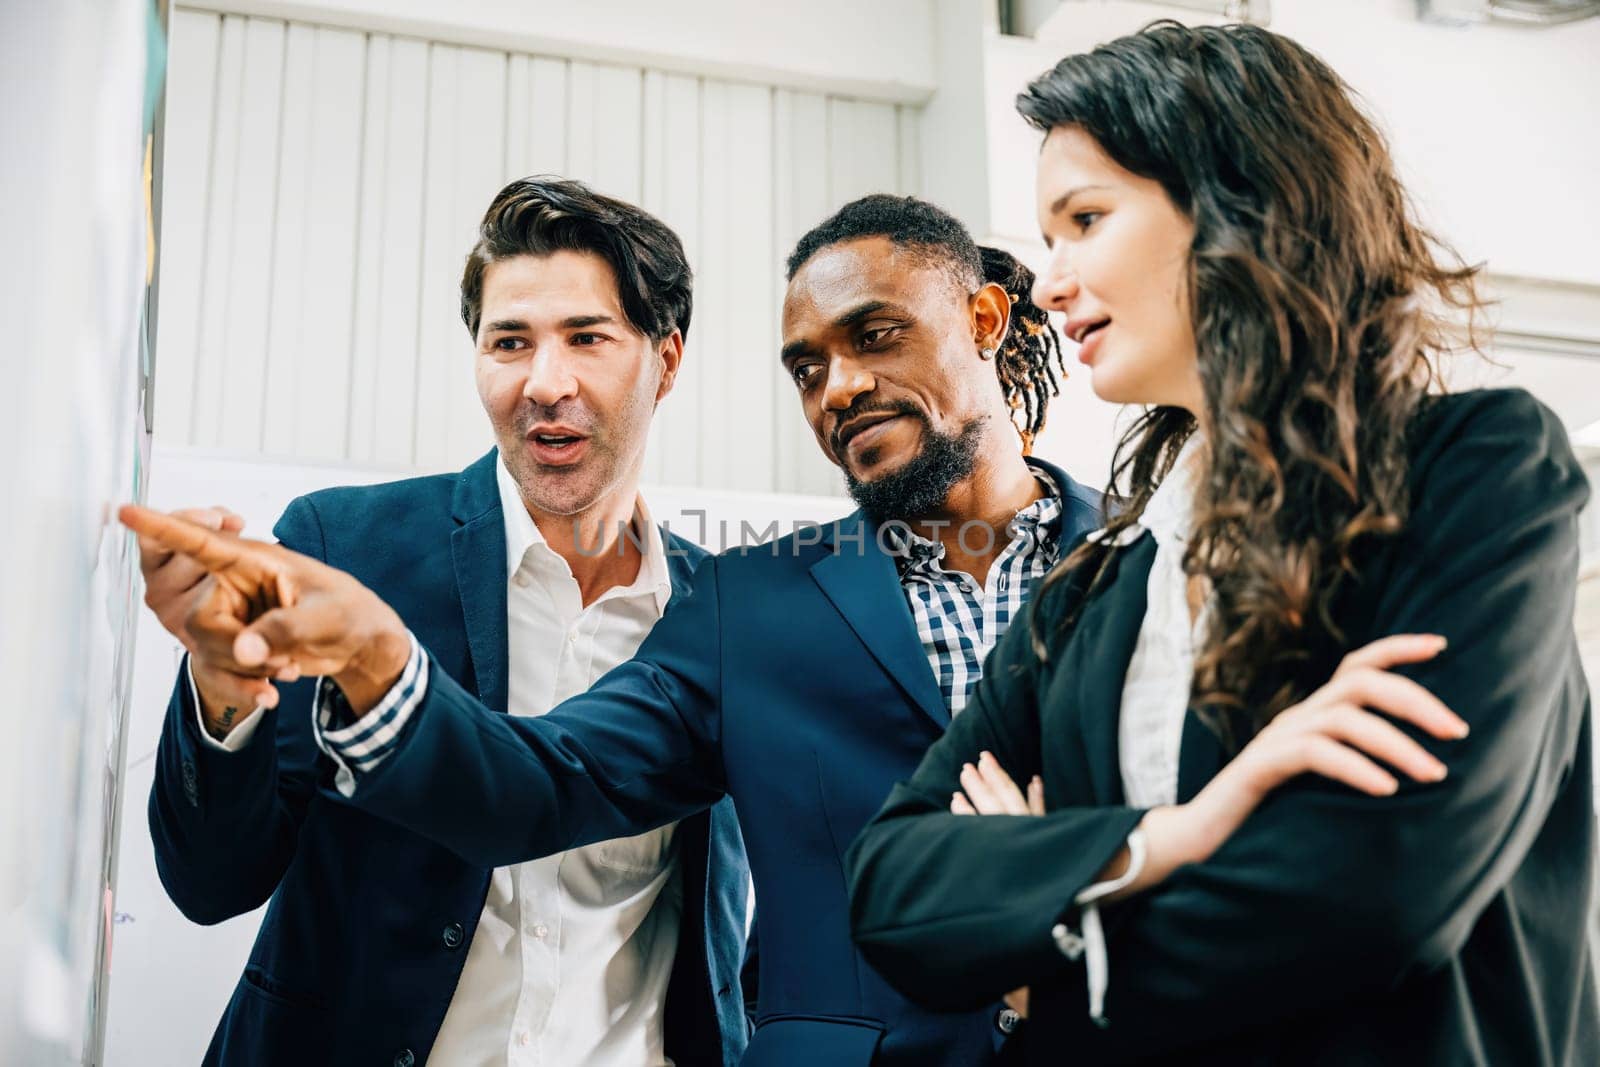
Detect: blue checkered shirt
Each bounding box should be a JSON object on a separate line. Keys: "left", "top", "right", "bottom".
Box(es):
{"left": 882, "top": 468, "right": 1066, "bottom": 717}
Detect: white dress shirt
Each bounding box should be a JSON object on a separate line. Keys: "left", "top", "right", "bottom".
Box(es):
{"left": 196, "top": 459, "right": 683, "bottom": 1066}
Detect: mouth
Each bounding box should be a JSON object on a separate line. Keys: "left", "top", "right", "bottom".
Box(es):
{"left": 525, "top": 425, "right": 591, "bottom": 465}
{"left": 835, "top": 411, "right": 905, "bottom": 457}
{"left": 1065, "top": 316, "right": 1110, "bottom": 345}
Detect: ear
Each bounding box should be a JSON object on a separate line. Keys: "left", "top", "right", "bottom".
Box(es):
{"left": 971, "top": 281, "right": 1012, "bottom": 356}
{"left": 654, "top": 329, "right": 685, "bottom": 404}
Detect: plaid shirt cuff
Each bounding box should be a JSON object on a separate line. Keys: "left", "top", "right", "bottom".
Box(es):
{"left": 312, "top": 632, "right": 428, "bottom": 797}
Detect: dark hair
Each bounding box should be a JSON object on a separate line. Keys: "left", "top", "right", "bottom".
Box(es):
{"left": 785, "top": 193, "right": 982, "bottom": 291}
{"left": 1019, "top": 22, "right": 1481, "bottom": 746}
{"left": 786, "top": 195, "right": 1068, "bottom": 449}
{"left": 979, "top": 245, "right": 1068, "bottom": 452}
{"left": 460, "top": 176, "right": 692, "bottom": 343}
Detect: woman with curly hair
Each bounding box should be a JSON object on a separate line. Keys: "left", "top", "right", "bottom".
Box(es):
{"left": 847, "top": 21, "right": 1594, "bottom": 1065}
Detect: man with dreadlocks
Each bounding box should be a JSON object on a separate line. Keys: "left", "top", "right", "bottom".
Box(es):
{"left": 121, "top": 195, "right": 1101, "bottom": 1067}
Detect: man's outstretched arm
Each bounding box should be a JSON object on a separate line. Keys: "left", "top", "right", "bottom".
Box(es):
{"left": 120, "top": 505, "right": 730, "bottom": 867}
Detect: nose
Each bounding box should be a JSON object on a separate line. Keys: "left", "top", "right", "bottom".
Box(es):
{"left": 521, "top": 344, "right": 580, "bottom": 407}
{"left": 821, "top": 355, "right": 875, "bottom": 417}
{"left": 1032, "top": 242, "right": 1079, "bottom": 313}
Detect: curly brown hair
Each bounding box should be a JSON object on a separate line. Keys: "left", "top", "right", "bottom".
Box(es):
{"left": 1019, "top": 22, "right": 1484, "bottom": 748}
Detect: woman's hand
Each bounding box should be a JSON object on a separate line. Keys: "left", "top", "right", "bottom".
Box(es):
{"left": 952, "top": 751, "right": 1044, "bottom": 818}
{"left": 1142, "top": 632, "right": 1467, "bottom": 883}
{"left": 943, "top": 633, "right": 1463, "bottom": 1015}
{"left": 951, "top": 751, "right": 1044, "bottom": 1019}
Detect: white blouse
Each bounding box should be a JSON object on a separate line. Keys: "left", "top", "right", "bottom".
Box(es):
{"left": 1117, "top": 434, "right": 1208, "bottom": 808}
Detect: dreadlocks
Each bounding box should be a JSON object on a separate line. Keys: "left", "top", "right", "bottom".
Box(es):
{"left": 979, "top": 245, "right": 1068, "bottom": 453}
{"left": 786, "top": 195, "right": 1068, "bottom": 452}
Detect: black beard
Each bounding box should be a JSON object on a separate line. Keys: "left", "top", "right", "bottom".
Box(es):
{"left": 844, "top": 412, "right": 986, "bottom": 523}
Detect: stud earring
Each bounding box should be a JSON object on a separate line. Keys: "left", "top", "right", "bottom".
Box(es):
{"left": 980, "top": 346, "right": 996, "bottom": 361}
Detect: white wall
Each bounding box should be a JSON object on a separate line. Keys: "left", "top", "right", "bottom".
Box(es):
{"left": 955, "top": 0, "right": 1600, "bottom": 492}
{"left": 995, "top": 0, "right": 1600, "bottom": 287}
{"left": 156, "top": 7, "right": 927, "bottom": 498}
{"left": 188, "top": 0, "right": 939, "bottom": 103}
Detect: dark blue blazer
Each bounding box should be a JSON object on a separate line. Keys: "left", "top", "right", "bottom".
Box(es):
{"left": 149, "top": 450, "right": 751, "bottom": 1067}
{"left": 333, "top": 458, "right": 1103, "bottom": 1066}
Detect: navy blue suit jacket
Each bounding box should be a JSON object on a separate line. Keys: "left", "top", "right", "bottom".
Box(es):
{"left": 149, "top": 451, "right": 751, "bottom": 1067}
{"left": 332, "top": 458, "right": 1102, "bottom": 1066}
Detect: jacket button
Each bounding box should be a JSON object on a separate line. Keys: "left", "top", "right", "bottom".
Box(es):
{"left": 393, "top": 1050, "right": 414, "bottom": 1067}
{"left": 181, "top": 760, "right": 199, "bottom": 806}
{"left": 995, "top": 1007, "right": 1023, "bottom": 1035}
{"left": 442, "top": 922, "right": 464, "bottom": 949}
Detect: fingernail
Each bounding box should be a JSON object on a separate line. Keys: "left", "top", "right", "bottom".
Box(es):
{"left": 1432, "top": 635, "right": 1449, "bottom": 649}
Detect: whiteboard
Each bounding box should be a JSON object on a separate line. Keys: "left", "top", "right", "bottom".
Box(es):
{"left": 0, "top": 1, "right": 161, "bottom": 1064}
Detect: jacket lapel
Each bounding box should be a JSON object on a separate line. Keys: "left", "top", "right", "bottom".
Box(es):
{"left": 660, "top": 530, "right": 706, "bottom": 601}
{"left": 811, "top": 511, "right": 950, "bottom": 731}
{"left": 450, "top": 450, "right": 510, "bottom": 714}
{"left": 1176, "top": 705, "right": 1227, "bottom": 802}
{"left": 1061, "top": 535, "right": 1157, "bottom": 804}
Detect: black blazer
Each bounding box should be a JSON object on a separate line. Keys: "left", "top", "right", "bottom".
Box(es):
{"left": 847, "top": 389, "right": 1598, "bottom": 1065}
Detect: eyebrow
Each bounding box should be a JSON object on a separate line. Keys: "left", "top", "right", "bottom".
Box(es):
{"left": 835, "top": 300, "right": 906, "bottom": 330}
{"left": 560, "top": 314, "right": 619, "bottom": 330}
{"left": 484, "top": 318, "right": 529, "bottom": 334}
{"left": 780, "top": 300, "right": 910, "bottom": 365}
{"left": 483, "top": 313, "right": 621, "bottom": 334}
{"left": 1046, "top": 184, "right": 1113, "bottom": 218}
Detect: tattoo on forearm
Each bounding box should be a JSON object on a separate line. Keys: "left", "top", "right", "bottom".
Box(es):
{"left": 211, "top": 705, "right": 238, "bottom": 740}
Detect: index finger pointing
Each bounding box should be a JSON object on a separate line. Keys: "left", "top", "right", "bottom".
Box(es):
{"left": 119, "top": 505, "right": 252, "bottom": 571}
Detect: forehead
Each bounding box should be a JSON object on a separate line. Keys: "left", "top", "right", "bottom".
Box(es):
{"left": 480, "top": 250, "right": 627, "bottom": 319}
{"left": 782, "top": 236, "right": 963, "bottom": 338}
{"left": 1035, "top": 125, "right": 1126, "bottom": 209}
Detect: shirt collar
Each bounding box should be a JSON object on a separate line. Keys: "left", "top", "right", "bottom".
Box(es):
{"left": 1086, "top": 434, "right": 1204, "bottom": 549}
{"left": 497, "top": 455, "right": 543, "bottom": 576}
{"left": 495, "top": 456, "right": 673, "bottom": 613}
{"left": 1137, "top": 434, "right": 1203, "bottom": 550}
{"left": 883, "top": 459, "right": 1066, "bottom": 569}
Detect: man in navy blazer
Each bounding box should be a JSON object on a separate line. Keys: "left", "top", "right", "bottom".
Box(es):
{"left": 138, "top": 179, "right": 749, "bottom": 1066}
{"left": 131, "top": 197, "right": 1102, "bottom": 1065}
